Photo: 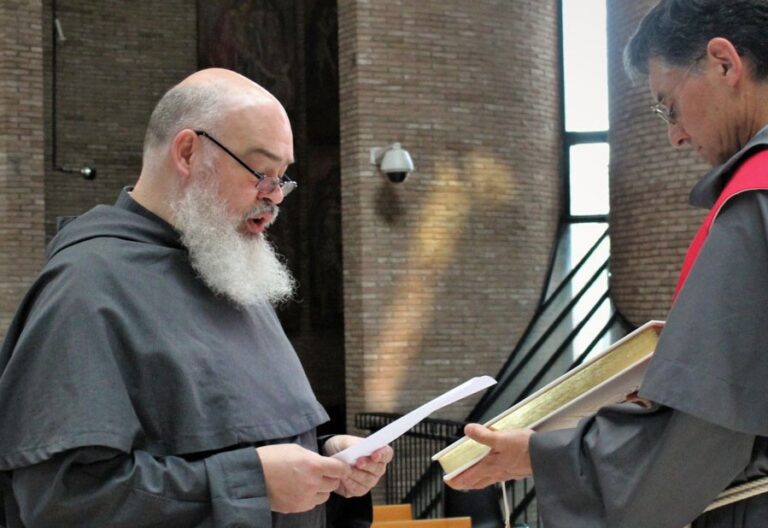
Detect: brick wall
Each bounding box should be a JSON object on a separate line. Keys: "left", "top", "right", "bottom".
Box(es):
{"left": 607, "top": 0, "right": 709, "bottom": 324}
{"left": 44, "top": 0, "right": 197, "bottom": 239}
{"left": 0, "top": 0, "right": 194, "bottom": 339}
{"left": 0, "top": 1, "right": 46, "bottom": 336}
{"left": 338, "top": 0, "right": 562, "bottom": 426}
{"left": 6, "top": 0, "right": 689, "bottom": 444}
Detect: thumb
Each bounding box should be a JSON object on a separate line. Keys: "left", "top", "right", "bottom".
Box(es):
{"left": 319, "top": 456, "right": 352, "bottom": 479}
{"left": 464, "top": 423, "right": 498, "bottom": 448}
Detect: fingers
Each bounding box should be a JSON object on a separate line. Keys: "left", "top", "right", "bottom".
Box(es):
{"left": 446, "top": 428, "right": 535, "bottom": 490}
{"left": 353, "top": 449, "right": 392, "bottom": 476}
{"left": 335, "top": 474, "right": 370, "bottom": 498}
{"left": 459, "top": 476, "right": 496, "bottom": 489}
{"left": 335, "top": 465, "right": 386, "bottom": 498}
{"left": 321, "top": 434, "right": 357, "bottom": 456}
{"left": 323, "top": 434, "right": 383, "bottom": 458}
{"left": 317, "top": 436, "right": 394, "bottom": 498}
{"left": 447, "top": 470, "right": 503, "bottom": 490}
{"left": 317, "top": 455, "right": 353, "bottom": 480}
{"left": 258, "top": 440, "right": 390, "bottom": 511}
{"left": 367, "top": 445, "right": 394, "bottom": 464}
{"left": 448, "top": 462, "right": 529, "bottom": 490}
{"left": 333, "top": 444, "right": 394, "bottom": 498}
{"left": 322, "top": 435, "right": 394, "bottom": 467}
{"left": 464, "top": 423, "right": 499, "bottom": 447}
{"left": 258, "top": 444, "right": 352, "bottom": 513}
{"left": 446, "top": 465, "right": 490, "bottom": 490}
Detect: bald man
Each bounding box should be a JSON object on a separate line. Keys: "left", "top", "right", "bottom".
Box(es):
{"left": 0, "top": 68, "right": 391, "bottom": 528}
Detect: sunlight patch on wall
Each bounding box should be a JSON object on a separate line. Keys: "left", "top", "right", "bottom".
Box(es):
{"left": 368, "top": 150, "right": 519, "bottom": 408}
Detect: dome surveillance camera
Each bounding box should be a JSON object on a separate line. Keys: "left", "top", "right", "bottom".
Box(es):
{"left": 384, "top": 170, "right": 409, "bottom": 184}
{"left": 371, "top": 143, "right": 415, "bottom": 184}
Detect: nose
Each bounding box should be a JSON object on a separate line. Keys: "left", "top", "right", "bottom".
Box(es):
{"left": 258, "top": 182, "right": 285, "bottom": 205}
{"left": 667, "top": 122, "right": 690, "bottom": 149}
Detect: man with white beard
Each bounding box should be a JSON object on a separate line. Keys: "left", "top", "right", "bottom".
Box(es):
{"left": 170, "top": 147, "right": 295, "bottom": 308}
{"left": 0, "top": 68, "right": 391, "bottom": 528}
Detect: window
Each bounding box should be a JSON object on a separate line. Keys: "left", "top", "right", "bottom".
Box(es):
{"left": 562, "top": 0, "right": 609, "bottom": 219}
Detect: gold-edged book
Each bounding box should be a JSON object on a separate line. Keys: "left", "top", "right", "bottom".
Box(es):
{"left": 432, "top": 320, "right": 665, "bottom": 480}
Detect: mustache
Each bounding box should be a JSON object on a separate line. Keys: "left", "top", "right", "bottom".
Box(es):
{"left": 243, "top": 202, "right": 279, "bottom": 222}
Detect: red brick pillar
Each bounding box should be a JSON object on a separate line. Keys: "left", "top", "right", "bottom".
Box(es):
{"left": 339, "top": 0, "right": 562, "bottom": 426}
{"left": 0, "top": 0, "right": 46, "bottom": 337}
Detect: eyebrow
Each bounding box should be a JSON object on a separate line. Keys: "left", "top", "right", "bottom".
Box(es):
{"left": 245, "top": 146, "right": 295, "bottom": 167}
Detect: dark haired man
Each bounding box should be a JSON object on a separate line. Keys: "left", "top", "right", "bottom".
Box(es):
{"left": 0, "top": 68, "right": 391, "bottom": 527}
{"left": 448, "top": 1, "right": 768, "bottom": 527}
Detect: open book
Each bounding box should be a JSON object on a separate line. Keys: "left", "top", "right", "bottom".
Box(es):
{"left": 432, "top": 320, "right": 664, "bottom": 480}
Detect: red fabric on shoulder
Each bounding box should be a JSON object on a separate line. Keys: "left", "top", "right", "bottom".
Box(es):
{"left": 674, "top": 149, "right": 768, "bottom": 301}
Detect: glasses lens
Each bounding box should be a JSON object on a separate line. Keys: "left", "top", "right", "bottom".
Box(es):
{"left": 651, "top": 104, "right": 671, "bottom": 125}
{"left": 256, "top": 177, "right": 279, "bottom": 195}
{"left": 256, "top": 175, "right": 297, "bottom": 197}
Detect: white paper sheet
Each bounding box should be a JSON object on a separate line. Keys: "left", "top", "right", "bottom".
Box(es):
{"left": 332, "top": 375, "right": 496, "bottom": 464}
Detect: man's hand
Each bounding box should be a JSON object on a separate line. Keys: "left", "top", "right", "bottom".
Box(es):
{"left": 321, "top": 435, "right": 394, "bottom": 498}
{"left": 446, "top": 424, "right": 534, "bottom": 490}
{"left": 256, "top": 444, "right": 351, "bottom": 513}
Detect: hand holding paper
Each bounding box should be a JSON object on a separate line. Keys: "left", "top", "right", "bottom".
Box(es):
{"left": 322, "top": 435, "right": 393, "bottom": 497}
{"left": 332, "top": 376, "right": 497, "bottom": 465}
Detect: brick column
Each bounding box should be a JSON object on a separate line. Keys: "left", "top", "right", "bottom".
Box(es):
{"left": 339, "top": 0, "right": 562, "bottom": 426}
{"left": 0, "top": 1, "right": 46, "bottom": 337}
{"left": 607, "top": 0, "right": 710, "bottom": 324}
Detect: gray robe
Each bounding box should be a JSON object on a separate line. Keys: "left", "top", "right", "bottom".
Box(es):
{"left": 0, "top": 190, "right": 330, "bottom": 527}
{"left": 530, "top": 128, "right": 768, "bottom": 528}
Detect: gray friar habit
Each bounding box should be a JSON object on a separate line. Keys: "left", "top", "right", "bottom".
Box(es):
{"left": 0, "top": 190, "right": 330, "bottom": 528}
{"left": 530, "top": 128, "right": 768, "bottom": 528}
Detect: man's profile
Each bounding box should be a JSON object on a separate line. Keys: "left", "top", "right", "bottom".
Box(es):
{"left": 0, "top": 68, "right": 391, "bottom": 528}
{"left": 448, "top": 1, "right": 768, "bottom": 527}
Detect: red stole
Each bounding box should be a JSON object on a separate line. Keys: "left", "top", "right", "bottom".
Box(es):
{"left": 674, "top": 149, "right": 768, "bottom": 300}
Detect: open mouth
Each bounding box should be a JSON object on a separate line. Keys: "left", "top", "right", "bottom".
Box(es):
{"left": 245, "top": 212, "right": 273, "bottom": 234}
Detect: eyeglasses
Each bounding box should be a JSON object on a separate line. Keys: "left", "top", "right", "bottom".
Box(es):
{"left": 194, "top": 130, "right": 297, "bottom": 197}
{"left": 650, "top": 55, "right": 704, "bottom": 126}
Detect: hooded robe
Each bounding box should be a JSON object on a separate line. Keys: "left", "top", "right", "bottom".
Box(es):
{"left": 529, "top": 128, "right": 768, "bottom": 527}
{"left": 0, "top": 190, "right": 331, "bottom": 527}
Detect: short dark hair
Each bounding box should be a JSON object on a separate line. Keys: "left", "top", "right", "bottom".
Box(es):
{"left": 624, "top": 0, "right": 768, "bottom": 81}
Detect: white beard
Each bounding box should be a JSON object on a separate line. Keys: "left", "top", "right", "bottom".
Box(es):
{"left": 170, "top": 165, "right": 296, "bottom": 308}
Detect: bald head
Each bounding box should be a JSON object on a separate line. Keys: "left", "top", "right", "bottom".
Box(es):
{"left": 134, "top": 68, "right": 294, "bottom": 226}
{"left": 142, "top": 68, "right": 289, "bottom": 160}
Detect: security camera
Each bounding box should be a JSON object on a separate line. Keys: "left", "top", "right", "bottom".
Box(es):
{"left": 370, "top": 143, "right": 415, "bottom": 183}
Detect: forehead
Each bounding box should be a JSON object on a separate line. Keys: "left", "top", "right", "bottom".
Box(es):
{"left": 225, "top": 101, "right": 295, "bottom": 164}
{"left": 647, "top": 58, "right": 684, "bottom": 100}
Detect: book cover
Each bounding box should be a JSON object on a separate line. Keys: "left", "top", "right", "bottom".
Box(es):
{"left": 432, "top": 320, "right": 664, "bottom": 480}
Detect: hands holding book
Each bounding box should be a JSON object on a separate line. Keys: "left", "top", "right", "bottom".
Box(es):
{"left": 446, "top": 424, "right": 534, "bottom": 490}
{"left": 434, "top": 322, "right": 663, "bottom": 482}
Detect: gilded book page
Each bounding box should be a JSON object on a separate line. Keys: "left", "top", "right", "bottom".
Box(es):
{"left": 433, "top": 321, "right": 664, "bottom": 479}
